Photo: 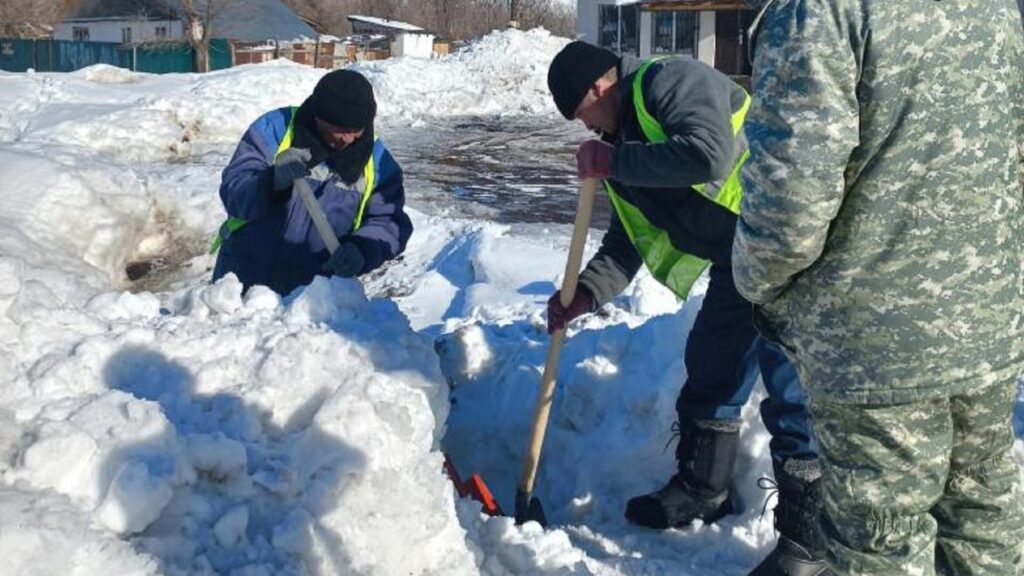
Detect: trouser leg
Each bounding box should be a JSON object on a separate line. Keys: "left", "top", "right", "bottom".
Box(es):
{"left": 812, "top": 396, "right": 949, "bottom": 576}
{"left": 756, "top": 337, "right": 818, "bottom": 468}
{"left": 933, "top": 379, "right": 1024, "bottom": 576}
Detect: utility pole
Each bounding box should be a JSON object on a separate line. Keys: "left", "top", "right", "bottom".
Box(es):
{"left": 508, "top": 0, "right": 519, "bottom": 29}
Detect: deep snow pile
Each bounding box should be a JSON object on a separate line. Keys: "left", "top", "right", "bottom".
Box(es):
{"left": 1, "top": 276, "right": 472, "bottom": 575}
{"left": 0, "top": 26, "right": 1021, "bottom": 576}
{"left": 359, "top": 28, "right": 569, "bottom": 121}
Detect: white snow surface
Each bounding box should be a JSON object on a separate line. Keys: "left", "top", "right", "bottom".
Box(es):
{"left": 0, "top": 27, "right": 1020, "bottom": 576}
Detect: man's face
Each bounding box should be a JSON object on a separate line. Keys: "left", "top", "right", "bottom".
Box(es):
{"left": 573, "top": 81, "right": 618, "bottom": 137}
{"left": 315, "top": 117, "right": 366, "bottom": 151}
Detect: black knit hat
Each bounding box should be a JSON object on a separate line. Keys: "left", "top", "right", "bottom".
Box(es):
{"left": 306, "top": 69, "right": 376, "bottom": 130}
{"left": 547, "top": 41, "right": 620, "bottom": 120}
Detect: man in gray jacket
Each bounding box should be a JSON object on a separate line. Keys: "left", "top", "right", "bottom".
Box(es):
{"left": 733, "top": 0, "right": 1024, "bottom": 574}
{"left": 547, "top": 41, "right": 826, "bottom": 575}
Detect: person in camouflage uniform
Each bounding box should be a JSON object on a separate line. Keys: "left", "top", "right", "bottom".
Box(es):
{"left": 733, "top": 0, "right": 1024, "bottom": 574}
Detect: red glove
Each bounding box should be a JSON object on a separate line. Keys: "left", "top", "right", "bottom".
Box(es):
{"left": 546, "top": 287, "right": 595, "bottom": 334}
{"left": 576, "top": 140, "right": 614, "bottom": 180}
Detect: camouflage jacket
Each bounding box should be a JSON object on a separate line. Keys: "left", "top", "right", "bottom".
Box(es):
{"left": 733, "top": 0, "right": 1024, "bottom": 403}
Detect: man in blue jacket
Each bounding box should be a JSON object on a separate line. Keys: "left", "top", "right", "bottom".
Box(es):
{"left": 211, "top": 69, "right": 413, "bottom": 296}
{"left": 547, "top": 42, "right": 826, "bottom": 575}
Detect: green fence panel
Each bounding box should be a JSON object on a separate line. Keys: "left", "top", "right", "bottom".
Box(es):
{"left": 0, "top": 39, "right": 32, "bottom": 72}
{"left": 52, "top": 39, "right": 123, "bottom": 72}
{"left": 210, "top": 39, "right": 232, "bottom": 71}
{"left": 0, "top": 39, "right": 57, "bottom": 72}
{"left": 132, "top": 42, "right": 195, "bottom": 74}
{"left": 1, "top": 38, "right": 233, "bottom": 74}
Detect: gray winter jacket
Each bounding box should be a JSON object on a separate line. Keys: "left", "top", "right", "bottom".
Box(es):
{"left": 579, "top": 55, "right": 749, "bottom": 305}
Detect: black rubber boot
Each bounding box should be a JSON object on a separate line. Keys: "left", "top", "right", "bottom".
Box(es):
{"left": 625, "top": 420, "right": 739, "bottom": 529}
{"left": 749, "top": 459, "right": 833, "bottom": 576}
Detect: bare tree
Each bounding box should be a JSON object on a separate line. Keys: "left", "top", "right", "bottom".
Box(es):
{"left": 163, "top": 0, "right": 235, "bottom": 72}
{"left": 0, "top": 0, "right": 77, "bottom": 38}
{"left": 516, "top": 0, "right": 573, "bottom": 35}
{"left": 283, "top": 0, "right": 574, "bottom": 41}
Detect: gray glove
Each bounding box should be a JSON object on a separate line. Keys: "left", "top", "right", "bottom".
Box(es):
{"left": 272, "top": 147, "right": 312, "bottom": 191}
{"left": 322, "top": 242, "right": 365, "bottom": 278}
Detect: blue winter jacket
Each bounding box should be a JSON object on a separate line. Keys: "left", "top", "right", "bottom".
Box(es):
{"left": 212, "top": 107, "right": 413, "bottom": 296}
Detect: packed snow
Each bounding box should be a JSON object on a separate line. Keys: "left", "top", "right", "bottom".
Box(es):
{"left": 0, "top": 27, "right": 1020, "bottom": 576}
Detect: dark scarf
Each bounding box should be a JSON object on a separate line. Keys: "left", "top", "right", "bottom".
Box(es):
{"left": 292, "top": 103, "right": 375, "bottom": 186}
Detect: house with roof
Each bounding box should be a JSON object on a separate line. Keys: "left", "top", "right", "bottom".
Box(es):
{"left": 576, "top": 0, "right": 754, "bottom": 80}
{"left": 55, "top": 0, "right": 316, "bottom": 44}
{"left": 347, "top": 15, "right": 436, "bottom": 59}
{"left": 48, "top": 0, "right": 335, "bottom": 71}
{"left": 53, "top": 0, "right": 180, "bottom": 44}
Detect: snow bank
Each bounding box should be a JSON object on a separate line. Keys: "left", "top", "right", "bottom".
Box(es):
{"left": 0, "top": 275, "right": 475, "bottom": 574}
{"left": 358, "top": 28, "right": 568, "bottom": 122}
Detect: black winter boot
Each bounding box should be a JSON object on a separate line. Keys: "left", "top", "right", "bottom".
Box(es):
{"left": 625, "top": 420, "right": 738, "bottom": 529}
{"left": 749, "top": 459, "right": 833, "bottom": 576}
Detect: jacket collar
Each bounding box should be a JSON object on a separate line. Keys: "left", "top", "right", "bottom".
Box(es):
{"left": 614, "top": 54, "right": 645, "bottom": 143}
{"left": 619, "top": 54, "right": 644, "bottom": 82}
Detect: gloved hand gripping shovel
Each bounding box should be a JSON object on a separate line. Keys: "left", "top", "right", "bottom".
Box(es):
{"left": 296, "top": 177, "right": 503, "bottom": 516}
{"left": 514, "top": 178, "right": 598, "bottom": 526}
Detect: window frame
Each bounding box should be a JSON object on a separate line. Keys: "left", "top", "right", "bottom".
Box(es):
{"left": 650, "top": 10, "right": 699, "bottom": 56}
{"left": 597, "top": 3, "right": 640, "bottom": 56}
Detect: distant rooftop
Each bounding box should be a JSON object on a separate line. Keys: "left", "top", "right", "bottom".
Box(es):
{"left": 347, "top": 15, "right": 430, "bottom": 34}
{"left": 212, "top": 0, "right": 316, "bottom": 42}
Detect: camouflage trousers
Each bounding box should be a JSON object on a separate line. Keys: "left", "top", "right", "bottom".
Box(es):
{"left": 810, "top": 379, "right": 1024, "bottom": 576}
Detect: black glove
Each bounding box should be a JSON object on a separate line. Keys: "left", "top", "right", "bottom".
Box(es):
{"left": 546, "top": 286, "right": 596, "bottom": 334}
{"left": 323, "top": 242, "right": 365, "bottom": 278}
{"left": 272, "top": 147, "right": 312, "bottom": 192}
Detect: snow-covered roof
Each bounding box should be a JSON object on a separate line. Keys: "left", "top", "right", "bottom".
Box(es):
{"left": 347, "top": 15, "right": 430, "bottom": 34}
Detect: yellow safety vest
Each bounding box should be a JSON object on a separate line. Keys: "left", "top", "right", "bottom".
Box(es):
{"left": 605, "top": 59, "right": 751, "bottom": 299}
{"left": 210, "top": 107, "right": 377, "bottom": 254}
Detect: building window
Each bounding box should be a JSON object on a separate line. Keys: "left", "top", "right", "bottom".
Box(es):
{"left": 619, "top": 5, "right": 638, "bottom": 55}
{"left": 598, "top": 5, "right": 618, "bottom": 50}
{"left": 652, "top": 12, "right": 674, "bottom": 54}
{"left": 122, "top": 27, "right": 132, "bottom": 43}
{"left": 675, "top": 12, "right": 698, "bottom": 56}
{"left": 651, "top": 11, "right": 698, "bottom": 55}
{"left": 597, "top": 3, "right": 640, "bottom": 56}
{"left": 72, "top": 26, "right": 90, "bottom": 41}
{"left": 155, "top": 25, "right": 167, "bottom": 38}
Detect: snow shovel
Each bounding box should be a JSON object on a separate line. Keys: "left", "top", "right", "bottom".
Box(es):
{"left": 294, "top": 177, "right": 503, "bottom": 515}
{"left": 514, "top": 177, "right": 599, "bottom": 526}
{"left": 444, "top": 455, "right": 503, "bottom": 516}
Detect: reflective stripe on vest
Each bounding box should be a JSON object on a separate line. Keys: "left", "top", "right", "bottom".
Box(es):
{"left": 606, "top": 58, "right": 751, "bottom": 299}
{"left": 209, "top": 107, "right": 378, "bottom": 254}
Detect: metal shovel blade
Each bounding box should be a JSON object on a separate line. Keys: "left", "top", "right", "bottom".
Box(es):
{"left": 514, "top": 489, "right": 548, "bottom": 526}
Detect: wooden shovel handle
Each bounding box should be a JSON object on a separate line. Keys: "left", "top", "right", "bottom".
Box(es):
{"left": 294, "top": 178, "right": 340, "bottom": 255}
{"left": 518, "top": 178, "right": 599, "bottom": 495}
